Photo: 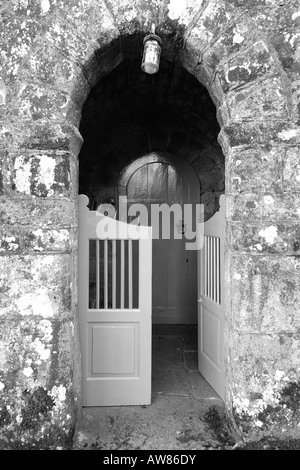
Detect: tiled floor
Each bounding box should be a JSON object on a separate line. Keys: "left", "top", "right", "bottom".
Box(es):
{"left": 74, "top": 325, "right": 224, "bottom": 450}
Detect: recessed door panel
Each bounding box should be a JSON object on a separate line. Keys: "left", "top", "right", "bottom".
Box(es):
{"left": 90, "top": 323, "right": 137, "bottom": 376}
{"left": 201, "top": 306, "right": 221, "bottom": 367}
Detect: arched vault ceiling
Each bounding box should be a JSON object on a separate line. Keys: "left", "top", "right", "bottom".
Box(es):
{"left": 80, "top": 57, "right": 221, "bottom": 149}
{"left": 79, "top": 52, "right": 223, "bottom": 194}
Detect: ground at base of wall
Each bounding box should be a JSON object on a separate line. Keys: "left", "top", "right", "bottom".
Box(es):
{"left": 73, "top": 328, "right": 300, "bottom": 451}
{"left": 73, "top": 404, "right": 300, "bottom": 451}
{"left": 235, "top": 438, "right": 300, "bottom": 450}
{"left": 202, "top": 407, "right": 300, "bottom": 450}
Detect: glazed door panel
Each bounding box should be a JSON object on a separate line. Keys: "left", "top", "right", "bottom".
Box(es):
{"left": 198, "top": 195, "right": 225, "bottom": 399}
{"left": 78, "top": 194, "right": 152, "bottom": 406}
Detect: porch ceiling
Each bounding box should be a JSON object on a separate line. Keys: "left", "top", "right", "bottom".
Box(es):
{"left": 79, "top": 51, "right": 223, "bottom": 199}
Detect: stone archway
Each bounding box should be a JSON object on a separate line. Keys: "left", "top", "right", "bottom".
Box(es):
{"left": 1, "top": 0, "right": 300, "bottom": 448}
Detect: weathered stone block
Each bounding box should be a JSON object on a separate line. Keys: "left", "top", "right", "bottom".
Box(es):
{"left": 103, "top": 0, "right": 141, "bottom": 35}
{"left": 0, "top": 15, "right": 41, "bottom": 83}
{"left": 224, "top": 76, "right": 288, "bottom": 122}
{"left": 0, "top": 317, "right": 78, "bottom": 449}
{"left": 44, "top": 18, "right": 99, "bottom": 65}
{"left": 0, "top": 197, "right": 76, "bottom": 228}
{"left": 0, "top": 155, "right": 4, "bottom": 196}
{"left": 228, "top": 221, "right": 300, "bottom": 254}
{"left": 226, "top": 193, "right": 262, "bottom": 221}
{"left": 226, "top": 147, "right": 283, "bottom": 194}
{"left": 0, "top": 126, "right": 14, "bottom": 153}
{"left": 227, "top": 329, "right": 300, "bottom": 438}
{"left": 12, "top": 152, "right": 71, "bottom": 197}
{"left": 0, "top": 149, "right": 10, "bottom": 194}
{"left": 188, "top": 0, "right": 234, "bottom": 51}
{"left": 0, "top": 229, "right": 21, "bottom": 253}
{"left": 219, "top": 40, "right": 277, "bottom": 91}
{"left": 24, "top": 228, "right": 74, "bottom": 253}
{"left": 10, "top": 119, "right": 83, "bottom": 154}
{"left": 12, "top": 37, "right": 89, "bottom": 108}
{"left": 57, "top": 0, "right": 119, "bottom": 48}
{"left": 0, "top": 254, "right": 74, "bottom": 319}
{"left": 260, "top": 193, "right": 300, "bottom": 221}
{"left": 202, "top": 14, "right": 256, "bottom": 70}
{"left": 0, "top": 169, "right": 3, "bottom": 196}
{"left": 226, "top": 253, "right": 300, "bottom": 333}
{"left": 0, "top": 80, "right": 7, "bottom": 110}
{"left": 164, "top": 0, "right": 205, "bottom": 28}
{"left": 12, "top": 83, "right": 81, "bottom": 128}
{"left": 282, "top": 146, "right": 300, "bottom": 192}
{"left": 220, "top": 121, "right": 300, "bottom": 150}
{"left": 227, "top": 192, "right": 300, "bottom": 222}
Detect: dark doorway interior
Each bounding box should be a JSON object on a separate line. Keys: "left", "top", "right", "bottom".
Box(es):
{"left": 78, "top": 48, "right": 224, "bottom": 389}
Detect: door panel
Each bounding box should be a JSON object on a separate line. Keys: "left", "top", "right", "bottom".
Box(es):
{"left": 90, "top": 323, "right": 137, "bottom": 375}
{"left": 79, "top": 194, "right": 152, "bottom": 406}
{"left": 198, "top": 195, "right": 225, "bottom": 399}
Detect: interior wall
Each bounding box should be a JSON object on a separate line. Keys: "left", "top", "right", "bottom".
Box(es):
{"left": 118, "top": 152, "right": 200, "bottom": 325}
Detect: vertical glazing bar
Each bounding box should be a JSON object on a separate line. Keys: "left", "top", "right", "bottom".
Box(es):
{"left": 204, "top": 235, "right": 207, "bottom": 297}
{"left": 112, "top": 239, "right": 116, "bottom": 309}
{"left": 121, "top": 239, "right": 125, "bottom": 309}
{"left": 104, "top": 239, "right": 108, "bottom": 309}
{"left": 209, "top": 237, "right": 214, "bottom": 299}
{"left": 207, "top": 236, "right": 209, "bottom": 298}
{"left": 96, "top": 240, "right": 100, "bottom": 309}
{"left": 217, "top": 237, "right": 220, "bottom": 304}
{"left": 210, "top": 236, "right": 213, "bottom": 300}
{"left": 211, "top": 236, "right": 213, "bottom": 301}
{"left": 214, "top": 237, "right": 217, "bottom": 303}
{"left": 207, "top": 236, "right": 210, "bottom": 298}
{"left": 128, "top": 239, "right": 132, "bottom": 309}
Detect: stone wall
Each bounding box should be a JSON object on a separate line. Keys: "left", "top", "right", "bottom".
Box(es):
{"left": 0, "top": 0, "right": 299, "bottom": 448}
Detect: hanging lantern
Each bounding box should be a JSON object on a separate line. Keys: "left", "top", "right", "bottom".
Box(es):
{"left": 141, "top": 28, "right": 162, "bottom": 75}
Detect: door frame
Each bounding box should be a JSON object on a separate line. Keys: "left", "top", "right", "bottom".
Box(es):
{"left": 117, "top": 152, "right": 201, "bottom": 324}
{"left": 78, "top": 153, "right": 225, "bottom": 403}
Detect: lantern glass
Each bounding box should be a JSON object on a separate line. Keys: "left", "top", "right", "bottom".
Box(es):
{"left": 141, "top": 38, "right": 161, "bottom": 74}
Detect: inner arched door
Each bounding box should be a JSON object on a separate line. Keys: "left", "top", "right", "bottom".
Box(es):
{"left": 124, "top": 159, "right": 197, "bottom": 324}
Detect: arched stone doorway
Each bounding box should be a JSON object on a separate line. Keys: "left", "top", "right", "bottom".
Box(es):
{"left": 1, "top": 0, "right": 299, "bottom": 448}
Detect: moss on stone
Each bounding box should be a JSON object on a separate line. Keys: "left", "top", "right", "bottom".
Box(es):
{"left": 0, "top": 405, "right": 11, "bottom": 428}
{"left": 279, "top": 381, "right": 300, "bottom": 414}
{"left": 20, "top": 387, "right": 54, "bottom": 430}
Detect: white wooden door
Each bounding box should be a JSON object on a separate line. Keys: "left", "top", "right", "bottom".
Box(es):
{"left": 198, "top": 195, "right": 225, "bottom": 399}
{"left": 126, "top": 161, "right": 197, "bottom": 324}
{"left": 78, "top": 194, "right": 152, "bottom": 406}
